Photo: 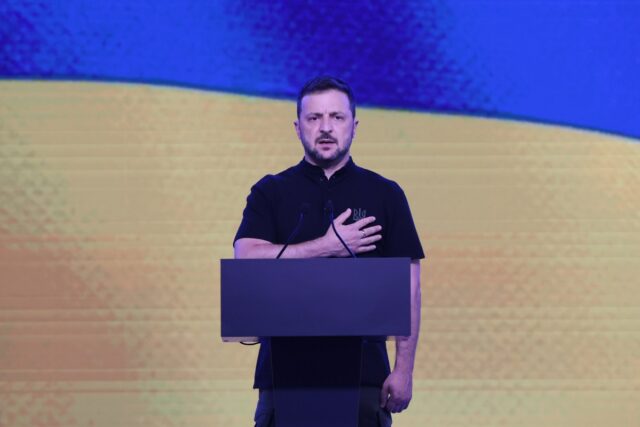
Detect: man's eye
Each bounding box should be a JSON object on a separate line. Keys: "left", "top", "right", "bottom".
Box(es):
{"left": 308, "top": 116, "right": 318, "bottom": 121}
{"left": 334, "top": 116, "right": 344, "bottom": 121}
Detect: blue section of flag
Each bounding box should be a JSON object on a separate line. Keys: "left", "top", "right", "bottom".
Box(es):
{"left": 1, "top": 0, "right": 638, "bottom": 138}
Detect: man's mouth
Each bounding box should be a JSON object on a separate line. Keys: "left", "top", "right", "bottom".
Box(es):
{"left": 317, "top": 138, "right": 337, "bottom": 144}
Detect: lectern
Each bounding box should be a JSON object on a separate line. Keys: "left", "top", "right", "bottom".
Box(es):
{"left": 221, "top": 258, "right": 410, "bottom": 427}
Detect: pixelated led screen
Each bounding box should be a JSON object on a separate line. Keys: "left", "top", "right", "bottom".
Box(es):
{"left": 1, "top": 1, "right": 639, "bottom": 426}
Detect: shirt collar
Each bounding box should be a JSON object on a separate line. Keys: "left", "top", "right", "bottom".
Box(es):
{"left": 297, "top": 157, "right": 356, "bottom": 181}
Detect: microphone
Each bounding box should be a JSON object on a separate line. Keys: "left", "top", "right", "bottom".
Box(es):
{"left": 276, "top": 203, "right": 310, "bottom": 259}
{"left": 325, "top": 200, "right": 356, "bottom": 258}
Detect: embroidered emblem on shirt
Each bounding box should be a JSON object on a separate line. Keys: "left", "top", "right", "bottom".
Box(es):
{"left": 352, "top": 208, "right": 367, "bottom": 221}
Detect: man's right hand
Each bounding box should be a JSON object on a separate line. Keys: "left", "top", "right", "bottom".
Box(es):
{"left": 322, "top": 208, "right": 382, "bottom": 257}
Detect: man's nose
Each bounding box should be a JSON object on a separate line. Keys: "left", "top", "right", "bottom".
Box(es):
{"left": 319, "top": 116, "right": 333, "bottom": 133}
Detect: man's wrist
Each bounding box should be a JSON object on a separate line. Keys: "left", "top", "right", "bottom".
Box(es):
{"left": 393, "top": 357, "right": 413, "bottom": 375}
{"left": 311, "top": 234, "right": 333, "bottom": 257}
{"left": 393, "top": 343, "right": 416, "bottom": 375}
{"left": 392, "top": 362, "right": 414, "bottom": 376}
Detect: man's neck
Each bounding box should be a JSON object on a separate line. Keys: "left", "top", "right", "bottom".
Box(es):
{"left": 304, "top": 154, "right": 351, "bottom": 179}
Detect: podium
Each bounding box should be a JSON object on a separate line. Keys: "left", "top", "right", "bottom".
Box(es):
{"left": 221, "top": 258, "right": 410, "bottom": 427}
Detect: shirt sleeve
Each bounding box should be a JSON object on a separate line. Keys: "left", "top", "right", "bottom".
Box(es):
{"left": 383, "top": 182, "right": 425, "bottom": 259}
{"left": 233, "top": 175, "right": 278, "bottom": 244}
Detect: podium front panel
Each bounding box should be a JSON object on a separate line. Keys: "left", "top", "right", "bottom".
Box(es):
{"left": 220, "top": 257, "right": 410, "bottom": 339}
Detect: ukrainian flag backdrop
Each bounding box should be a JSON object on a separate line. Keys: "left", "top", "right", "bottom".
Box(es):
{"left": 1, "top": 2, "right": 639, "bottom": 426}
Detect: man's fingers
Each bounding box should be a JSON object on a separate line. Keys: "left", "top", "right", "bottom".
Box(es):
{"left": 386, "top": 397, "right": 407, "bottom": 413}
{"left": 387, "top": 399, "right": 409, "bottom": 414}
{"left": 380, "top": 384, "right": 390, "bottom": 407}
{"left": 362, "top": 235, "right": 382, "bottom": 245}
{"left": 386, "top": 398, "right": 399, "bottom": 413}
{"left": 356, "top": 245, "right": 376, "bottom": 254}
{"left": 360, "top": 225, "right": 382, "bottom": 238}
{"left": 353, "top": 216, "right": 376, "bottom": 228}
{"left": 335, "top": 208, "right": 352, "bottom": 224}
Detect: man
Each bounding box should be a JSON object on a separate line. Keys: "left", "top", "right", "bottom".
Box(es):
{"left": 234, "top": 76, "right": 424, "bottom": 426}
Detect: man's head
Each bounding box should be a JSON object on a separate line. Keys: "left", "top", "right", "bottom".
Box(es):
{"left": 295, "top": 76, "right": 358, "bottom": 170}
{"left": 296, "top": 76, "right": 356, "bottom": 119}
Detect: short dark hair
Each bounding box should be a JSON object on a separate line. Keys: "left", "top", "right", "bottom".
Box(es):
{"left": 297, "top": 75, "right": 356, "bottom": 118}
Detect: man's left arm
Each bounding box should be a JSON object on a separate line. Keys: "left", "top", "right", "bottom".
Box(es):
{"left": 380, "top": 259, "right": 421, "bottom": 413}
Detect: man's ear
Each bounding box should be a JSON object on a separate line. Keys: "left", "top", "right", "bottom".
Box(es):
{"left": 353, "top": 118, "right": 359, "bottom": 137}
{"left": 294, "top": 120, "right": 301, "bottom": 139}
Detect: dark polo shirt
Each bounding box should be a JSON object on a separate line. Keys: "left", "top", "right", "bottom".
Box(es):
{"left": 234, "top": 157, "right": 424, "bottom": 389}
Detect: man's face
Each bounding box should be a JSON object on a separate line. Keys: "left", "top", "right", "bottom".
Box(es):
{"left": 295, "top": 89, "right": 358, "bottom": 168}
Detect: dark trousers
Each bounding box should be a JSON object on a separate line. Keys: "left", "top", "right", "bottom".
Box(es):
{"left": 254, "top": 387, "right": 392, "bottom": 427}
